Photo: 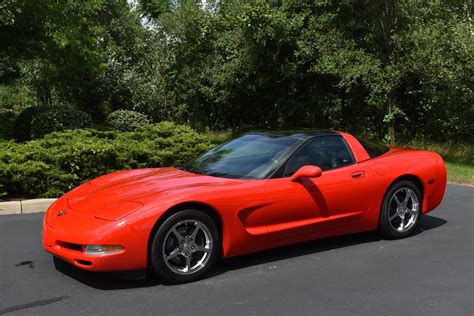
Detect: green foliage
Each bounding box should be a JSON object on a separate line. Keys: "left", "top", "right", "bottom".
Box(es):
{"left": 136, "top": 0, "right": 472, "bottom": 143}
{"left": 107, "top": 110, "right": 151, "bottom": 132}
{"left": 0, "top": 122, "right": 212, "bottom": 197}
{"left": 30, "top": 107, "right": 93, "bottom": 139}
{"left": 0, "top": 85, "right": 34, "bottom": 112}
{"left": 1, "top": 0, "right": 148, "bottom": 117}
{"left": 403, "top": 140, "right": 473, "bottom": 165}
{"left": 13, "top": 106, "right": 93, "bottom": 140}
{"left": 204, "top": 131, "right": 232, "bottom": 145}
{"left": 0, "top": 0, "right": 472, "bottom": 143}
{"left": 13, "top": 106, "right": 49, "bottom": 141}
{"left": 0, "top": 109, "right": 16, "bottom": 139}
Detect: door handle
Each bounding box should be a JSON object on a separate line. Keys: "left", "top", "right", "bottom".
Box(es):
{"left": 351, "top": 171, "right": 365, "bottom": 179}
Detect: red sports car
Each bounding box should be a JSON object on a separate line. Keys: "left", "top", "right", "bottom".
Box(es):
{"left": 43, "top": 130, "right": 447, "bottom": 283}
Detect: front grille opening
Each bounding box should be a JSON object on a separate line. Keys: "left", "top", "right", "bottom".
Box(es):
{"left": 74, "top": 259, "right": 92, "bottom": 266}
{"left": 57, "top": 241, "right": 83, "bottom": 252}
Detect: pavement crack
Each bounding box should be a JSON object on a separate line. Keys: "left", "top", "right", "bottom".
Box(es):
{"left": 0, "top": 296, "right": 69, "bottom": 315}
{"left": 14, "top": 260, "right": 34, "bottom": 268}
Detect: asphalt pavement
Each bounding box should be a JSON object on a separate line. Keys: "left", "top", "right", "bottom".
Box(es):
{"left": 0, "top": 184, "right": 473, "bottom": 315}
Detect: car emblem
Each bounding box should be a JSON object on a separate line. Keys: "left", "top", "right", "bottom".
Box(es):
{"left": 57, "top": 210, "right": 66, "bottom": 217}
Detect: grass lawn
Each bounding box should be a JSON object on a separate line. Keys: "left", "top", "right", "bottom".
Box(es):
{"left": 445, "top": 162, "right": 474, "bottom": 185}
{"left": 403, "top": 141, "right": 473, "bottom": 185}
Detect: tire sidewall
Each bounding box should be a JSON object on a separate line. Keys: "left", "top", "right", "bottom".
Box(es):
{"left": 379, "top": 180, "right": 422, "bottom": 239}
{"left": 150, "top": 209, "right": 219, "bottom": 284}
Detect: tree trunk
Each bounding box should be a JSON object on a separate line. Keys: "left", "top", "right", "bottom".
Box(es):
{"left": 388, "top": 92, "right": 396, "bottom": 145}
{"left": 372, "top": 0, "right": 398, "bottom": 145}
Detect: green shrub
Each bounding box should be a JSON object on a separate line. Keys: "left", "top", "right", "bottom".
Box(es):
{"left": 107, "top": 110, "right": 151, "bottom": 132}
{"left": 13, "top": 106, "right": 49, "bottom": 141}
{"left": 0, "top": 122, "right": 213, "bottom": 197}
{"left": 30, "top": 107, "right": 93, "bottom": 139}
{"left": 0, "top": 109, "right": 17, "bottom": 139}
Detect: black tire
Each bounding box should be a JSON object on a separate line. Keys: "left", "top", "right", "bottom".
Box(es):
{"left": 378, "top": 180, "right": 422, "bottom": 239}
{"left": 149, "top": 209, "right": 219, "bottom": 284}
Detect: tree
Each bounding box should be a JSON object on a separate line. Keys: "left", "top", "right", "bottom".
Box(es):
{"left": 1, "top": 0, "right": 471, "bottom": 143}
{"left": 1, "top": 0, "right": 151, "bottom": 119}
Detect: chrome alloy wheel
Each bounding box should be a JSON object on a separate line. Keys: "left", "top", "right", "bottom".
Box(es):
{"left": 388, "top": 187, "right": 420, "bottom": 233}
{"left": 162, "top": 219, "right": 213, "bottom": 275}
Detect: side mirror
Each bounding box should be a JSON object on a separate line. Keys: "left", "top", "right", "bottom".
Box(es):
{"left": 290, "top": 165, "right": 322, "bottom": 182}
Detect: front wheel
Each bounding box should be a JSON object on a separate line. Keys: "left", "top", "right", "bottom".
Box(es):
{"left": 378, "top": 180, "right": 422, "bottom": 239}
{"left": 149, "top": 209, "right": 219, "bottom": 284}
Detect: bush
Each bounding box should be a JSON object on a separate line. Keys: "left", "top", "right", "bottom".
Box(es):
{"left": 0, "top": 109, "right": 17, "bottom": 139}
{"left": 13, "top": 106, "right": 49, "bottom": 141}
{"left": 0, "top": 122, "right": 213, "bottom": 197}
{"left": 107, "top": 110, "right": 150, "bottom": 132}
{"left": 30, "top": 107, "right": 93, "bottom": 139}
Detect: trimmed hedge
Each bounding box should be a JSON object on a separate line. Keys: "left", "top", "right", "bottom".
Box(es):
{"left": 30, "top": 107, "right": 93, "bottom": 139}
{"left": 13, "top": 106, "right": 93, "bottom": 141}
{"left": 107, "top": 110, "right": 150, "bottom": 132}
{"left": 0, "top": 122, "right": 213, "bottom": 197}
{"left": 0, "top": 109, "right": 17, "bottom": 139}
{"left": 13, "top": 106, "right": 49, "bottom": 141}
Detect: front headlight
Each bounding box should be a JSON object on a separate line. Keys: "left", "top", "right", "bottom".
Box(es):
{"left": 84, "top": 244, "right": 124, "bottom": 255}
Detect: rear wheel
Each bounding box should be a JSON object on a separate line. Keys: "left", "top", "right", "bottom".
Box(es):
{"left": 378, "top": 180, "right": 422, "bottom": 239}
{"left": 150, "top": 209, "right": 219, "bottom": 284}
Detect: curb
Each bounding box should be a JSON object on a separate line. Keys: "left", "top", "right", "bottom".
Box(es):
{"left": 447, "top": 181, "right": 474, "bottom": 187}
{"left": 0, "top": 198, "right": 56, "bottom": 215}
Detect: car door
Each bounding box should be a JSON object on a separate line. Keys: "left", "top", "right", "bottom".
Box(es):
{"left": 265, "top": 135, "right": 374, "bottom": 241}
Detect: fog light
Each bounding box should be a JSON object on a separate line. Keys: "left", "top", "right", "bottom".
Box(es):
{"left": 84, "top": 244, "right": 124, "bottom": 255}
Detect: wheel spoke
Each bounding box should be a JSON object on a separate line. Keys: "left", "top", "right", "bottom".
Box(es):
{"left": 172, "top": 228, "right": 184, "bottom": 241}
{"left": 402, "top": 189, "right": 410, "bottom": 206}
{"left": 393, "top": 194, "right": 402, "bottom": 207}
{"left": 183, "top": 256, "right": 191, "bottom": 273}
{"left": 399, "top": 215, "right": 405, "bottom": 231}
{"left": 189, "top": 223, "right": 202, "bottom": 240}
{"left": 194, "top": 246, "right": 210, "bottom": 253}
{"left": 407, "top": 207, "right": 417, "bottom": 215}
{"left": 389, "top": 212, "right": 399, "bottom": 220}
{"left": 165, "top": 248, "right": 181, "bottom": 261}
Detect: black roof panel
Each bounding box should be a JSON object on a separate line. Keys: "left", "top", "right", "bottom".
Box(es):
{"left": 248, "top": 129, "right": 339, "bottom": 140}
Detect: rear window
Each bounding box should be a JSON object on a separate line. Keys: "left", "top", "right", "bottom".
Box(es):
{"left": 357, "top": 138, "right": 389, "bottom": 159}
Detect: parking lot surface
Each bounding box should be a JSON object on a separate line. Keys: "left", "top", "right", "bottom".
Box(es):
{"left": 0, "top": 184, "right": 472, "bottom": 315}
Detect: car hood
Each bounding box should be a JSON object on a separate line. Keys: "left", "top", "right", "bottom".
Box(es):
{"left": 64, "top": 167, "right": 233, "bottom": 221}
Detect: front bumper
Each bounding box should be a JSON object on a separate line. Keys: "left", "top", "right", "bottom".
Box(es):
{"left": 43, "top": 225, "right": 130, "bottom": 271}
{"left": 42, "top": 199, "right": 149, "bottom": 272}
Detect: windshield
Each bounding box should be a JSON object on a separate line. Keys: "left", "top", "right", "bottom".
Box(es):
{"left": 181, "top": 134, "right": 301, "bottom": 179}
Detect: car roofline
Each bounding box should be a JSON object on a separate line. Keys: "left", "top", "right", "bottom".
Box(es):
{"left": 245, "top": 129, "right": 340, "bottom": 141}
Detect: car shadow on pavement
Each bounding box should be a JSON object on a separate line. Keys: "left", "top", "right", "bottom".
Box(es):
{"left": 53, "top": 214, "right": 446, "bottom": 290}
{"left": 213, "top": 214, "right": 447, "bottom": 276}
{"left": 53, "top": 257, "right": 160, "bottom": 290}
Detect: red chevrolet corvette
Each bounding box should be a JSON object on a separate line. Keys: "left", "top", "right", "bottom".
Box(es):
{"left": 43, "top": 130, "right": 447, "bottom": 283}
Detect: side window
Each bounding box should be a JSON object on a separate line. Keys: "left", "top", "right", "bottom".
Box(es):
{"left": 283, "top": 136, "right": 355, "bottom": 177}
{"left": 356, "top": 138, "right": 389, "bottom": 159}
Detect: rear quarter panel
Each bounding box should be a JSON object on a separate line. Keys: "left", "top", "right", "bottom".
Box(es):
{"left": 363, "top": 148, "right": 447, "bottom": 229}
